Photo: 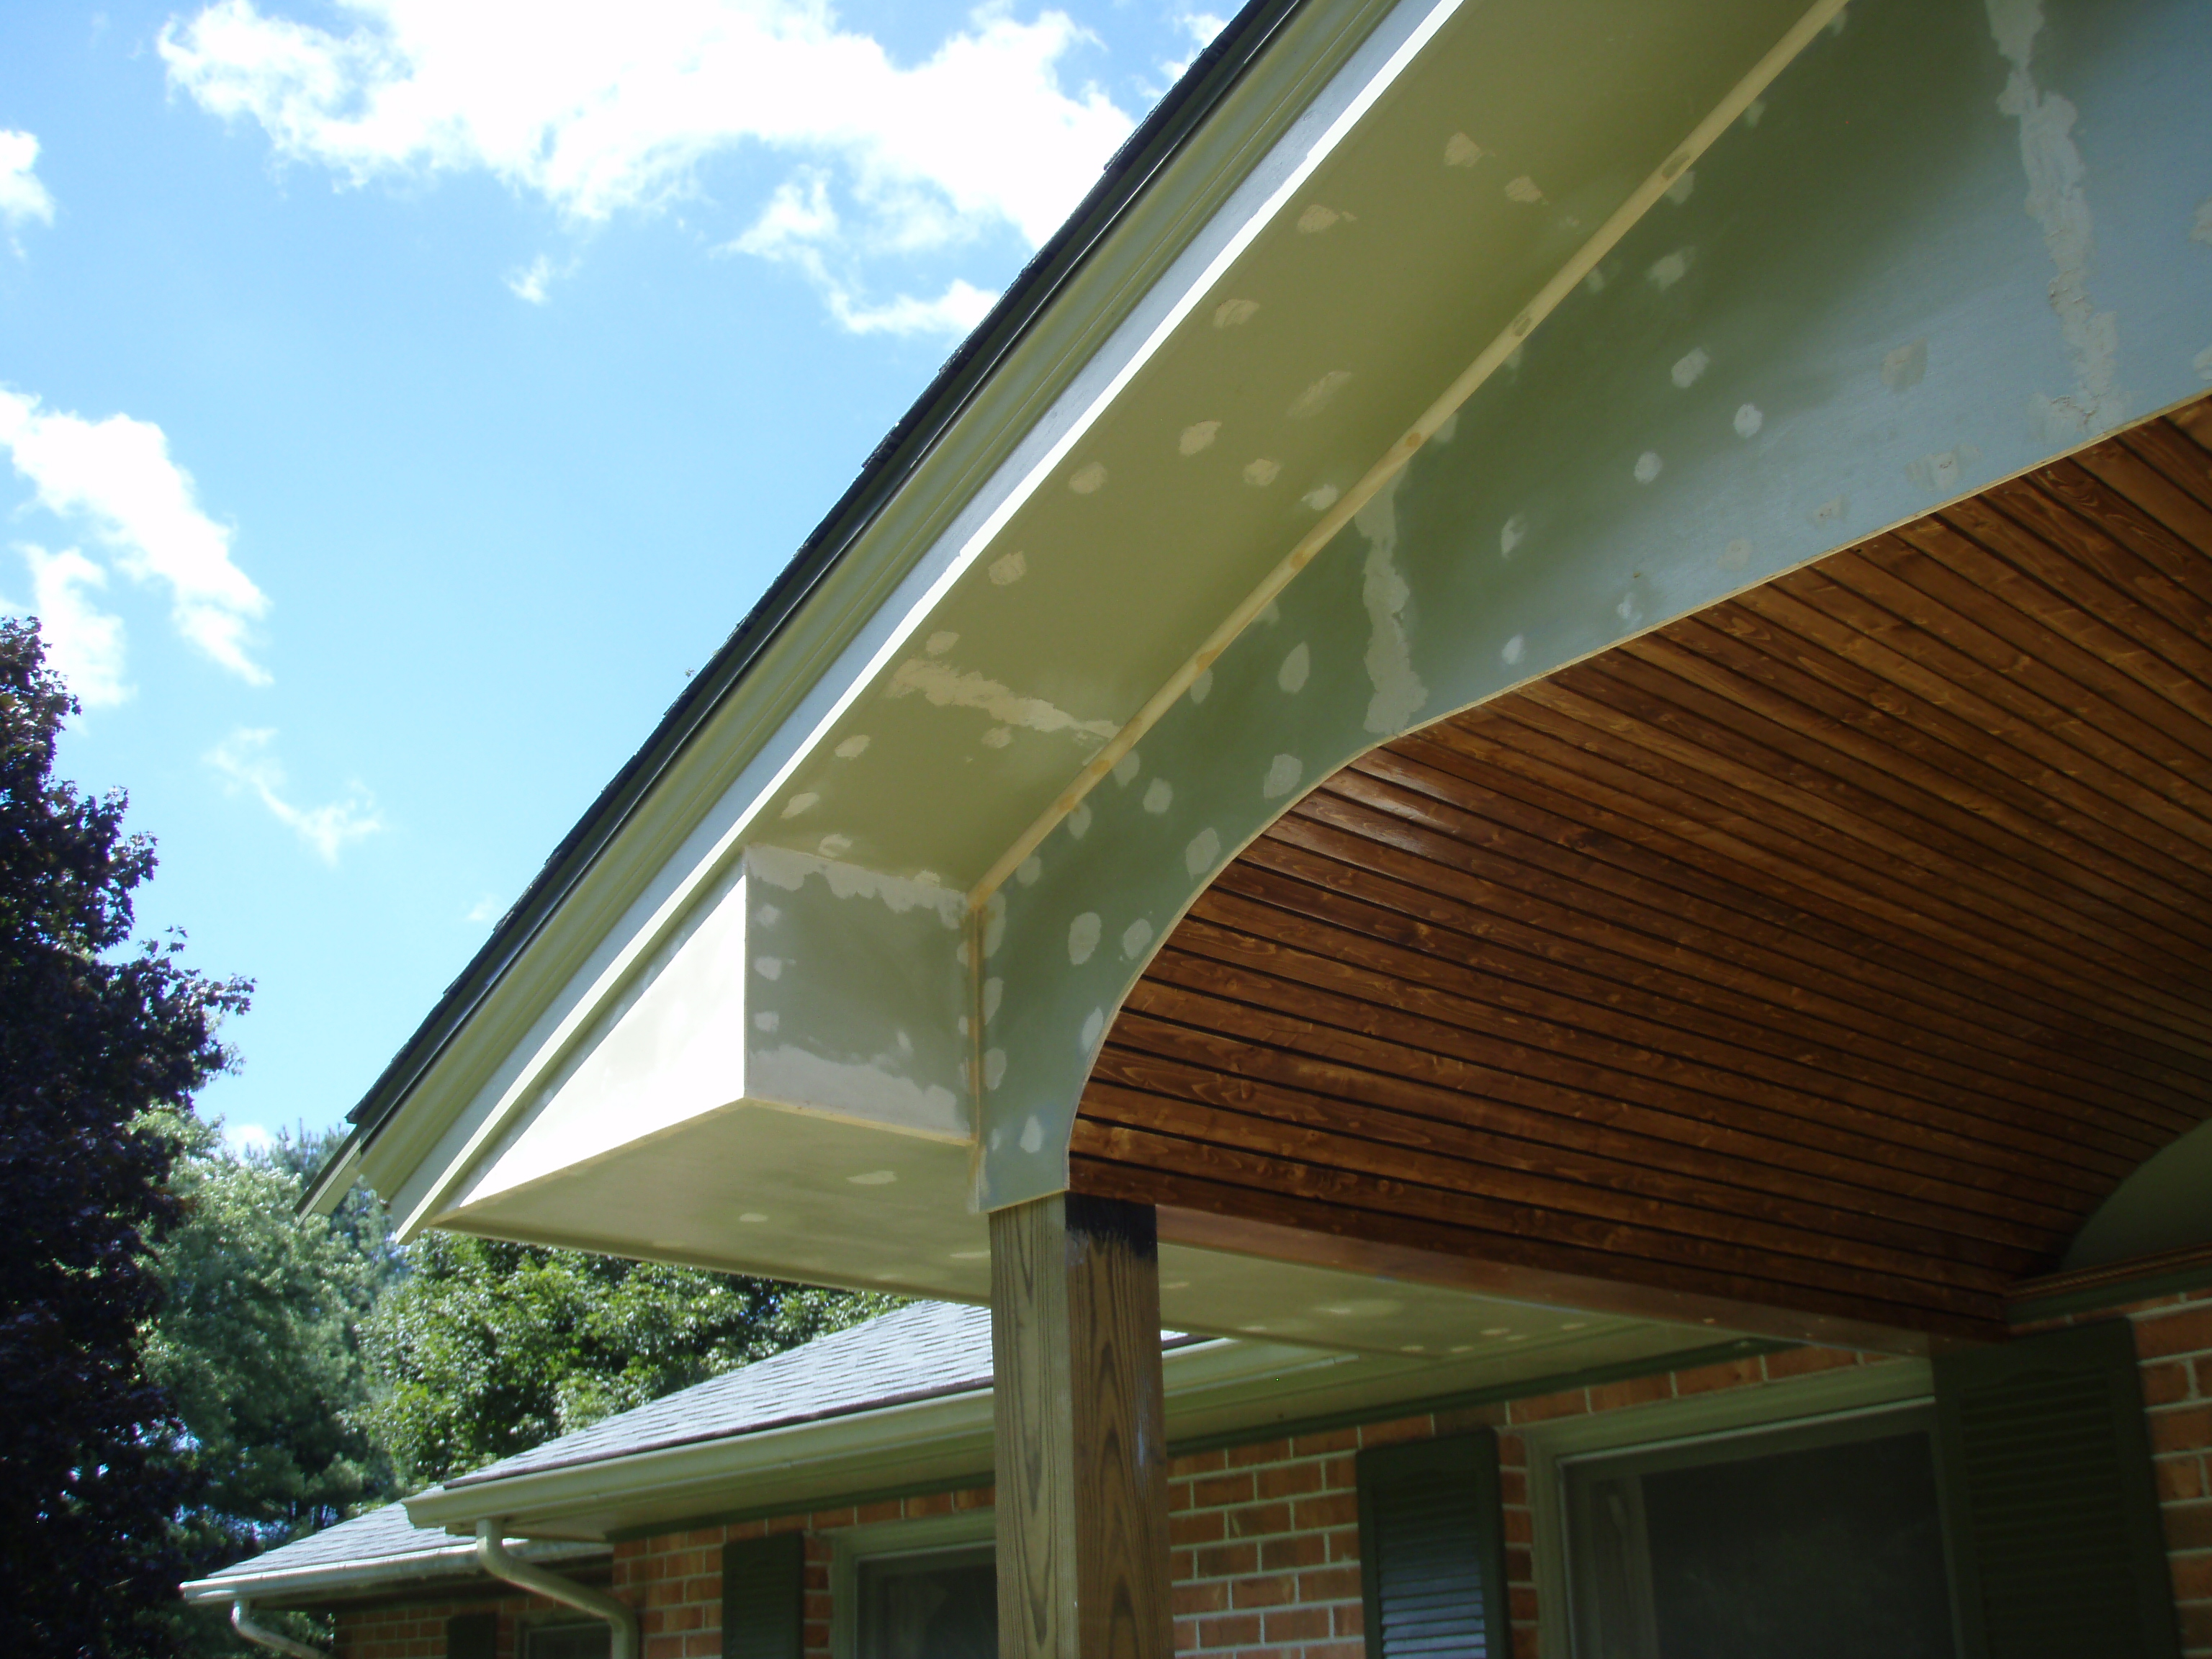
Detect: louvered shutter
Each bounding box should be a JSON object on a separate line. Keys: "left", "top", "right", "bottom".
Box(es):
{"left": 446, "top": 1611, "right": 498, "bottom": 1659}
{"left": 1357, "top": 1431, "right": 1511, "bottom": 1659}
{"left": 724, "top": 1532, "right": 807, "bottom": 1659}
{"left": 1933, "top": 1318, "right": 2180, "bottom": 1659}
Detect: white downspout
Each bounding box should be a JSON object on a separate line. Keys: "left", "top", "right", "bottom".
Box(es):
{"left": 230, "top": 1601, "right": 325, "bottom": 1658}
{"left": 474, "top": 1519, "right": 640, "bottom": 1659}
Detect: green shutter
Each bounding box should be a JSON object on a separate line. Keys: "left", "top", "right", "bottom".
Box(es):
{"left": 1357, "top": 1431, "right": 1511, "bottom": 1659}
{"left": 1933, "top": 1319, "right": 2180, "bottom": 1659}
{"left": 724, "top": 1532, "right": 807, "bottom": 1659}
{"left": 445, "top": 1611, "right": 498, "bottom": 1659}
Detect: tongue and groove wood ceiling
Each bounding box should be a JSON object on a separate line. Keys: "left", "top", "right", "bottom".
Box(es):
{"left": 1071, "top": 399, "right": 2212, "bottom": 1345}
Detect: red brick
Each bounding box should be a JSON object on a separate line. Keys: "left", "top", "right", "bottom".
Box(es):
{"left": 2146, "top": 1360, "right": 2198, "bottom": 1407}
{"left": 1225, "top": 1501, "right": 1293, "bottom": 1538}
{"left": 1173, "top": 1509, "right": 1228, "bottom": 1547}
{"left": 1231, "top": 1575, "right": 1295, "bottom": 1609}
{"left": 1588, "top": 1373, "right": 1675, "bottom": 1413}
{"left": 2137, "top": 1307, "right": 2212, "bottom": 1359}
{"left": 1194, "top": 1473, "right": 1256, "bottom": 1509}
{"left": 1500, "top": 1469, "right": 1528, "bottom": 1507}
{"left": 1503, "top": 1506, "right": 1532, "bottom": 1545}
{"left": 1195, "top": 1542, "right": 1260, "bottom": 1579}
{"left": 1174, "top": 1448, "right": 1230, "bottom": 1475}
{"left": 1297, "top": 1565, "right": 1362, "bottom": 1603}
{"left": 1673, "top": 1359, "right": 1766, "bottom": 1397}
{"left": 1301, "top": 1641, "right": 1363, "bottom": 1659}
{"left": 1198, "top": 1613, "right": 1262, "bottom": 1647}
{"left": 2172, "top": 1552, "right": 2212, "bottom": 1601}
{"left": 1292, "top": 1493, "right": 1359, "bottom": 1532}
{"left": 1290, "top": 1427, "right": 1360, "bottom": 1457}
{"left": 1357, "top": 1415, "right": 1433, "bottom": 1447}
{"left": 1512, "top": 1627, "right": 1539, "bottom": 1659}
{"left": 2154, "top": 1406, "right": 2212, "bottom": 1455}
{"left": 2180, "top": 1599, "right": 2212, "bottom": 1651}
{"left": 1259, "top": 1533, "right": 1328, "bottom": 1573}
{"left": 1174, "top": 1617, "right": 1200, "bottom": 1652}
{"left": 2167, "top": 1502, "right": 2212, "bottom": 1552}
{"left": 1262, "top": 1606, "right": 1331, "bottom": 1642}
{"left": 1508, "top": 1586, "right": 1538, "bottom": 1624}
{"left": 1257, "top": 1462, "right": 1324, "bottom": 1500}
{"left": 1229, "top": 1437, "right": 1294, "bottom": 1468}
{"left": 1174, "top": 1581, "right": 1230, "bottom": 1616}
{"left": 663, "top": 1606, "right": 703, "bottom": 1632}
{"left": 1509, "top": 1390, "right": 1588, "bottom": 1425}
{"left": 1506, "top": 1545, "right": 1533, "bottom": 1588}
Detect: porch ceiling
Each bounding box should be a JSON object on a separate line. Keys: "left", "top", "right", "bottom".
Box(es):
{"left": 1072, "top": 400, "right": 2212, "bottom": 1345}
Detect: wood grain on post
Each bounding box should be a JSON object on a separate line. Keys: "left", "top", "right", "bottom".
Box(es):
{"left": 992, "top": 1193, "right": 1172, "bottom": 1659}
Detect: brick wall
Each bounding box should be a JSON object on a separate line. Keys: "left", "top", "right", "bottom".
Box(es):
{"left": 334, "top": 1593, "right": 535, "bottom": 1659}
{"left": 333, "top": 1313, "right": 2211, "bottom": 1659}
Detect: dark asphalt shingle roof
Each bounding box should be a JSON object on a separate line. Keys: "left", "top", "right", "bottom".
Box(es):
{"left": 446, "top": 1300, "right": 994, "bottom": 1487}
{"left": 194, "top": 1501, "right": 466, "bottom": 1584}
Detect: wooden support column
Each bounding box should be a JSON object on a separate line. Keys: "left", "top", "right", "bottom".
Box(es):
{"left": 991, "top": 1192, "right": 1173, "bottom": 1659}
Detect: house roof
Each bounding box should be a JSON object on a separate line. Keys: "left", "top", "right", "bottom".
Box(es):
{"left": 443, "top": 1300, "right": 998, "bottom": 1488}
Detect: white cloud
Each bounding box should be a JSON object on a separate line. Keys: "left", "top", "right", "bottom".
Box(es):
{"left": 729, "top": 174, "right": 997, "bottom": 336}
{"left": 506, "top": 253, "right": 555, "bottom": 304}
{"left": 1159, "top": 12, "right": 1228, "bottom": 84}
{"left": 0, "top": 130, "right": 55, "bottom": 233}
{"left": 0, "top": 389, "right": 270, "bottom": 683}
{"left": 160, "top": 0, "right": 1136, "bottom": 332}
{"left": 207, "top": 727, "right": 382, "bottom": 863}
{"left": 222, "top": 1120, "right": 277, "bottom": 1156}
{"left": 3, "top": 545, "right": 132, "bottom": 707}
{"left": 464, "top": 892, "right": 504, "bottom": 923}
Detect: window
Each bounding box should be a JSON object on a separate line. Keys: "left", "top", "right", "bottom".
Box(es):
{"left": 1560, "top": 1407, "right": 1954, "bottom": 1659}
{"left": 830, "top": 1513, "right": 997, "bottom": 1659}
{"left": 523, "top": 1620, "right": 612, "bottom": 1659}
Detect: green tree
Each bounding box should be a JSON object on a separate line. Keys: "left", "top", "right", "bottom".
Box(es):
{"left": 365, "top": 1233, "right": 896, "bottom": 1485}
{"left": 0, "top": 617, "right": 251, "bottom": 1658}
{"left": 146, "top": 1114, "right": 401, "bottom": 1562}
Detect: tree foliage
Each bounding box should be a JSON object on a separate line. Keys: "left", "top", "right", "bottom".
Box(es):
{"left": 0, "top": 618, "right": 251, "bottom": 1657}
{"left": 364, "top": 1233, "right": 896, "bottom": 1486}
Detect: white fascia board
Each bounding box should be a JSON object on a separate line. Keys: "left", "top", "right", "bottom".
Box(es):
{"left": 372, "top": 0, "right": 1460, "bottom": 1236}
{"left": 179, "top": 1539, "right": 606, "bottom": 1606}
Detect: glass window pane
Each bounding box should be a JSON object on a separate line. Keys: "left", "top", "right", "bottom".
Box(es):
{"left": 857, "top": 1544, "right": 998, "bottom": 1659}
{"left": 1568, "top": 1420, "right": 1954, "bottom": 1659}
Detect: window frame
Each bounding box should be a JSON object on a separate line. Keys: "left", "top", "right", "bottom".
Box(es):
{"left": 1521, "top": 1357, "right": 1934, "bottom": 1659}
{"left": 826, "top": 1509, "right": 997, "bottom": 1659}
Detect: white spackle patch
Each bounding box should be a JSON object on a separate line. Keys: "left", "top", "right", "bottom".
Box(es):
{"left": 1264, "top": 753, "right": 1304, "bottom": 799}
{"left": 889, "top": 657, "right": 1118, "bottom": 742}
{"left": 983, "top": 978, "right": 1004, "bottom": 1020}
{"left": 1617, "top": 590, "right": 1642, "bottom": 626}
{"left": 1297, "top": 204, "right": 1341, "bottom": 233}
{"left": 1720, "top": 538, "right": 1753, "bottom": 571}
{"left": 983, "top": 896, "right": 1007, "bottom": 957}
{"left": 1647, "top": 248, "right": 1693, "bottom": 289}
{"left": 1076, "top": 1010, "right": 1104, "bottom": 1055}
{"left": 1987, "top": 0, "right": 2121, "bottom": 439}
{"left": 1015, "top": 855, "right": 1043, "bottom": 887}
{"left": 2194, "top": 199, "right": 2212, "bottom": 244}
{"left": 1112, "top": 749, "right": 1141, "bottom": 786}
{"left": 1504, "top": 175, "right": 1544, "bottom": 204}
{"left": 1502, "top": 634, "right": 1525, "bottom": 665}
{"left": 989, "top": 549, "right": 1027, "bottom": 586}
{"left": 1186, "top": 827, "right": 1221, "bottom": 876}
{"left": 984, "top": 1049, "right": 1007, "bottom": 1091}
{"left": 981, "top": 727, "right": 1012, "bottom": 749}
{"left": 1067, "top": 801, "right": 1092, "bottom": 839}
{"left": 848, "top": 1169, "right": 896, "bottom": 1187}
{"left": 834, "top": 734, "right": 871, "bottom": 759}
{"left": 1020, "top": 1113, "right": 1047, "bottom": 1152}
{"left": 754, "top": 1010, "right": 779, "bottom": 1033}
{"left": 1734, "top": 403, "right": 1763, "bottom": 438}
{"left": 958, "top": 1012, "right": 969, "bottom": 1037}
{"left": 1180, "top": 420, "right": 1221, "bottom": 456}
{"left": 818, "top": 832, "right": 852, "bottom": 858}
{"left": 1812, "top": 497, "right": 1846, "bottom": 526}
{"left": 950, "top": 1249, "right": 989, "bottom": 1262}
{"left": 1583, "top": 268, "right": 1607, "bottom": 295}
{"left": 1287, "top": 370, "right": 1354, "bottom": 419}
{"left": 1278, "top": 642, "right": 1311, "bottom": 693}
{"left": 1259, "top": 600, "right": 1281, "bottom": 626}
{"left": 2195, "top": 343, "right": 2212, "bottom": 382}
{"left": 1634, "top": 451, "right": 1663, "bottom": 484}
{"left": 1069, "top": 462, "right": 1107, "bottom": 495}
{"left": 1744, "top": 96, "right": 1768, "bottom": 127}
{"left": 1664, "top": 168, "right": 1696, "bottom": 205}
{"left": 1671, "top": 347, "right": 1710, "bottom": 388}
{"left": 1432, "top": 409, "right": 1458, "bottom": 444}
{"left": 754, "top": 956, "right": 783, "bottom": 981}
{"left": 757, "top": 904, "right": 781, "bottom": 927}
{"left": 1908, "top": 443, "right": 1981, "bottom": 493}
{"left": 1121, "top": 917, "right": 1154, "bottom": 959}
{"left": 1500, "top": 514, "right": 1527, "bottom": 558}
{"left": 1143, "top": 778, "right": 1174, "bottom": 814}
{"left": 739, "top": 1212, "right": 768, "bottom": 1223}
{"left": 1069, "top": 912, "right": 1101, "bottom": 965}
{"left": 780, "top": 791, "right": 819, "bottom": 819}
{"left": 1881, "top": 338, "right": 1928, "bottom": 392}
{"left": 1354, "top": 472, "right": 1427, "bottom": 734}
{"left": 1213, "top": 297, "right": 1259, "bottom": 328}
{"left": 1444, "top": 132, "right": 1483, "bottom": 167}
{"left": 925, "top": 630, "right": 958, "bottom": 657}
{"left": 1189, "top": 668, "right": 1214, "bottom": 704}
{"left": 1244, "top": 458, "right": 1281, "bottom": 486}
{"left": 1301, "top": 483, "right": 1341, "bottom": 511}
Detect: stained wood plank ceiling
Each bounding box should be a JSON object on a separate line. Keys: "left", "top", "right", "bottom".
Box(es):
{"left": 1071, "top": 398, "right": 2212, "bottom": 1344}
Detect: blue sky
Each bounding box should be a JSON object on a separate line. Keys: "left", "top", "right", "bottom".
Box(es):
{"left": 0, "top": 0, "right": 1224, "bottom": 1150}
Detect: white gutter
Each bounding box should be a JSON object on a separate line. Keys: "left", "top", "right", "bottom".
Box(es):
{"left": 230, "top": 1602, "right": 324, "bottom": 1659}
{"left": 181, "top": 1537, "right": 606, "bottom": 1606}
{"left": 476, "top": 1521, "right": 639, "bottom": 1659}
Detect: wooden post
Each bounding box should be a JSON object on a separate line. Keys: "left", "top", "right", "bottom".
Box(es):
{"left": 991, "top": 1192, "right": 1173, "bottom": 1659}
